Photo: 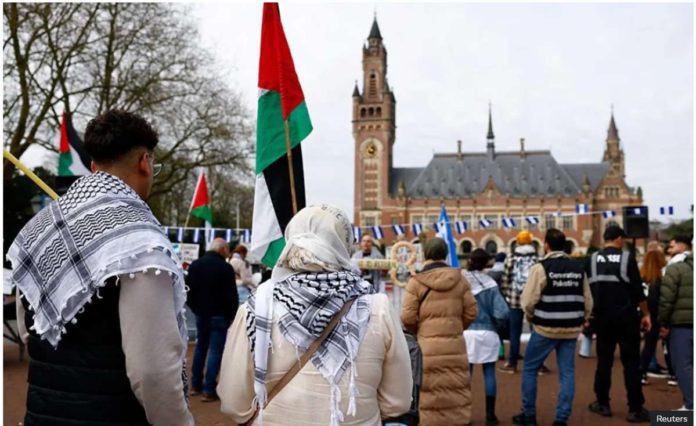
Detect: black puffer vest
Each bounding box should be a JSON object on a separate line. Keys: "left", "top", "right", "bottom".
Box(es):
{"left": 22, "top": 279, "right": 150, "bottom": 426}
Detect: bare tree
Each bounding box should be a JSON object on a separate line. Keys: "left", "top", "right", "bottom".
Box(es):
{"left": 3, "top": 3, "right": 254, "bottom": 218}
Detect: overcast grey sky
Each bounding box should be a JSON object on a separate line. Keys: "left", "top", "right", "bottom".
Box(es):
{"left": 192, "top": 2, "right": 693, "bottom": 223}
{"left": 20, "top": 3, "right": 693, "bottom": 223}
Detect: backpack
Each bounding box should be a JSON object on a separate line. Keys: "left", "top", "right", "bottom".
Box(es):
{"left": 511, "top": 254, "right": 536, "bottom": 294}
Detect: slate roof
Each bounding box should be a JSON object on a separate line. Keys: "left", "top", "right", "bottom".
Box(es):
{"left": 389, "top": 151, "right": 610, "bottom": 199}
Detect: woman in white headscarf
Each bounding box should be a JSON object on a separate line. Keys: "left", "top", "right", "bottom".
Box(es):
{"left": 217, "top": 204, "right": 412, "bottom": 426}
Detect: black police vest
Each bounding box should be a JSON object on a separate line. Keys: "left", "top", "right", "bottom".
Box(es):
{"left": 532, "top": 257, "right": 586, "bottom": 328}
{"left": 22, "top": 279, "right": 150, "bottom": 426}
{"left": 588, "top": 249, "right": 634, "bottom": 317}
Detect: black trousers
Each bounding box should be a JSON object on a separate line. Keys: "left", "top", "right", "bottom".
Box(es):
{"left": 594, "top": 315, "right": 645, "bottom": 411}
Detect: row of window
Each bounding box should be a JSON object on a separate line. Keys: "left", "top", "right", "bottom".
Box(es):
{"left": 359, "top": 106, "right": 382, "bottom": 118}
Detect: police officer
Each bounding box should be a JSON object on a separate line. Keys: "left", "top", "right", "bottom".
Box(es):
{"left": 587, "top": 224, "right": 651, "bottom": 423}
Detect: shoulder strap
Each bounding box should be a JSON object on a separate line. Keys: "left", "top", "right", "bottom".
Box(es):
{"left": 243, "top": 298, "right": 356, "bottom": 426}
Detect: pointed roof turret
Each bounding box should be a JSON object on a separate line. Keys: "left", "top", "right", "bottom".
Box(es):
{"left": 607, "top": 108, "right": 619, "bottom": 141}
{"left": 352, "top": 80, "right": 360, "bottom": 97}
{"left": 368, "top": 15, "right": 382, "bottom": 40}
{"left": 487, "top": 103, "right": 495, "bottom": 140}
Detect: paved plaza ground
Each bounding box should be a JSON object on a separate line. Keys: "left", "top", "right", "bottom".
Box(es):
{"left": 4, "top": 338, "right": 683, "bottom": 426}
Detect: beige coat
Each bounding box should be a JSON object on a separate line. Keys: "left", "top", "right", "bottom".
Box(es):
{"left": 401, "top": 263, "right": 478, "bottom": 426}
{"left": 217, "top": 293, "right": 412, "bottom": 425}
{"left": 521, "top": 251, "right": 593, "bottom": 340}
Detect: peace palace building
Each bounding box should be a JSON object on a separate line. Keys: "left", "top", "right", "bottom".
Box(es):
{"left": 352, "top": 18, "right": 643, "bottom": 256}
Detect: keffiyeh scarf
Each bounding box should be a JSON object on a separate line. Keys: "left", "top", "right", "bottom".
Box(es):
{"left": 246, "top": 270, "right": 374, "bottom": 426}
{"left": 7, "top": 172, "right": 189, "bottom": 385}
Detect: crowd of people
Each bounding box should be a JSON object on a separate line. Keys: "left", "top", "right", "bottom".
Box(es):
{"left": 6, "top": 109, "right": 693, "bottom": 426}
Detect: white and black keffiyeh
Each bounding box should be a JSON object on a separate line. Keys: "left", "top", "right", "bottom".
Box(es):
{"left": 246, "top": 272, "right": 374, "bottom": 425}
{"left": 245, "top": 204, "right": 376, "bottom": 426}
{"left": 6, "top": 172, "right": 189, "bottom": 375}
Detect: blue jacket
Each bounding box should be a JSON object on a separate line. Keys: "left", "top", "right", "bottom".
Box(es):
{"left": 464, "top": 271, "right": 510, "bottom": 332}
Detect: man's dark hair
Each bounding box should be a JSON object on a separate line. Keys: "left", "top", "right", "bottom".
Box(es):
{"left": 84, "top": 110, "right": 158, "bottom": 163}
{"left": 468, "top": 248, "right": 491, "bottom": 271}
{"left": 672, "top": 234, "right": 693, "bottom": 249}
{"left": 545, "top": 228, "right": 566, "bottom": 252}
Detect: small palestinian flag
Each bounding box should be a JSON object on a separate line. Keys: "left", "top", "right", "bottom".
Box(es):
{"left": 251, "top": 3, "right": 312, "bottom": 267}
{"left": 58, "top": 112, "right": 91, "bottom": 176}
{"left": 190, "top": 171, "right": 213, "bottom": 227}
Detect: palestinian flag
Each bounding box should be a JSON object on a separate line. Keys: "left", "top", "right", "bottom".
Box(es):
{"left": 251, "top": 3, "right": 312, "bottom": 267}
{"left": 190, "top": 171, "right": 213, "bottom": 227}
{"left": 58, "top": 112, "right": 91, "bottom": 176}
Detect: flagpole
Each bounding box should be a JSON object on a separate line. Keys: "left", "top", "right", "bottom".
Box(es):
{"left": 283, "top": 119, "right": 298, "bottom": 215}
{"left": 3, "top": 149, "right": 59, "bottom": 200}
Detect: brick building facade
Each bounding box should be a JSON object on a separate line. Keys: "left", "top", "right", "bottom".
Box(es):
{"left": 352, "top": 18, "right": 643, "bottom": 255}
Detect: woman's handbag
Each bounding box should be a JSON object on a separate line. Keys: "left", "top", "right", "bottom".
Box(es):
{"left": 242, "top": 298, "right": 356, "bottom": 426}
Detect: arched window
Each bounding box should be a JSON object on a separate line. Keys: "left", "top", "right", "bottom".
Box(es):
{"left": 368, "top": 107, "right": 374, "bottom": 116}
{"left": 460, "top": 240, "right": 473, "bottom": 255}
{"left": 485, "top": 240, "right": 498, "bottom": 255}
{"left": 360, "top": 108, "right": 366, "bottom": 118}
{"left": 376, "top": 107, "right": 382, "bottom": 117}
{"left": 509, "top": 240, "right": 517, "bottom": 253}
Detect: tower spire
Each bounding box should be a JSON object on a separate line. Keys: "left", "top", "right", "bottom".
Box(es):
{"left": 607, "top": 108, "right": 619, "bottom": 141}
{"left": 368, "top": 13, "right": 382, "bottom": 40}
{"left": 486, "top": 102, "right": 495, "bottom": 160}
{"left": 487, "top": 102, "right": 495, "bottom": 140}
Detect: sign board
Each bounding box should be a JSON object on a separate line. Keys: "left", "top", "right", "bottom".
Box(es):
{"left": 172, "top": 243, "right": 200, "bottom": 266}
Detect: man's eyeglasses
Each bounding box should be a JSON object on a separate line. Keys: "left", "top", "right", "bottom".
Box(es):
{"left": 145, "top": 152, "right": 162, "bottom": 177}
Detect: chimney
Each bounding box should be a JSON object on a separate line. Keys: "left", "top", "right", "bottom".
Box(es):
{"left": 457, "top": 139, "right": 462, "bottom": 161}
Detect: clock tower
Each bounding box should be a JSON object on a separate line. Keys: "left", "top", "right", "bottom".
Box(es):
{"left": 352, "top": 16, "right": 396, "bottom": 226}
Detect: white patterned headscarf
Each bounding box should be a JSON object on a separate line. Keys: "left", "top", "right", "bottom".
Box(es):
{"left": 246, "top": 204, "right": 374, "bottom": 426}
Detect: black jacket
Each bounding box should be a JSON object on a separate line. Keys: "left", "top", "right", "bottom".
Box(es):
{"left": 186, "top": 251, "right": 238, "bottom": 319}
{"left": 23, "top": 280, "right": 150, "bottom": 426}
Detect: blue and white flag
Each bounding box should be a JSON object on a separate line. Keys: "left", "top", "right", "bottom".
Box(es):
{"left": 412, "top": 223, "right": 423, "bottom": 236}
{"left": 372, "top": 225, "right": 384, "bottom": 240}
{"left": 177, "top": 227, "right": 184, "bottom": 242}
{"left": 602, "top": 210, "right": 616, "bottom": 219}
{"left": 226, "top": 228, "right": 233, "bottom": 242}
{"left": 392, "top": 224, "right": 405, "bottom": 237}
{"left": 164, "top": 226, "right": 169, "bottom": 236}
{"left": 206, "top": 228, "right": 215, "bottom": 243}
{"left": 502, "top": 217, "right": 516, "bottom": 228}
{"left": 193, "top": 228, "right": 200, "bottom": 243}
{"left": 242, "top": 229, "right": 252, "bottom": 244}
{"left": 455, "top": 220, "right": 468, "bottom": 234}
{"left": 352, "top": 226, "right": 362, "bottom": 243}
{"left": 525, "top": 216, "right": 540, "bottom": 225}
{"left": 659, "top": 206, "right": 674, "bottom": 215}
{"left": 432, "top": 222, "right": 441, "bottom": 233}
{"left": 479, "top": 218, "right": 492, "bottom": 229}
{"left": 436, "top": 205, "right": 460, "bottom": 267}
{"left": 576, "top": 204, "right": 590, "bottom": 214}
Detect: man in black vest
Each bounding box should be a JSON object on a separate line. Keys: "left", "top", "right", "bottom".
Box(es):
{"left": 587, "top": 224, "right": 651, "bottom": 422}
{"left": 186, "top": 237, "right": 238, "bottom": 401}
{"left": 9, "top": 110, "right": 193, "bottom": 425}
{"left": 512, "top": 228, "right": 592, "bottom": 426}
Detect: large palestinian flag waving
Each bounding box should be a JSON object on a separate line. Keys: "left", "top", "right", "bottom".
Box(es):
{"left": 251, "top": 3, "right": 312, "bottom": 267}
